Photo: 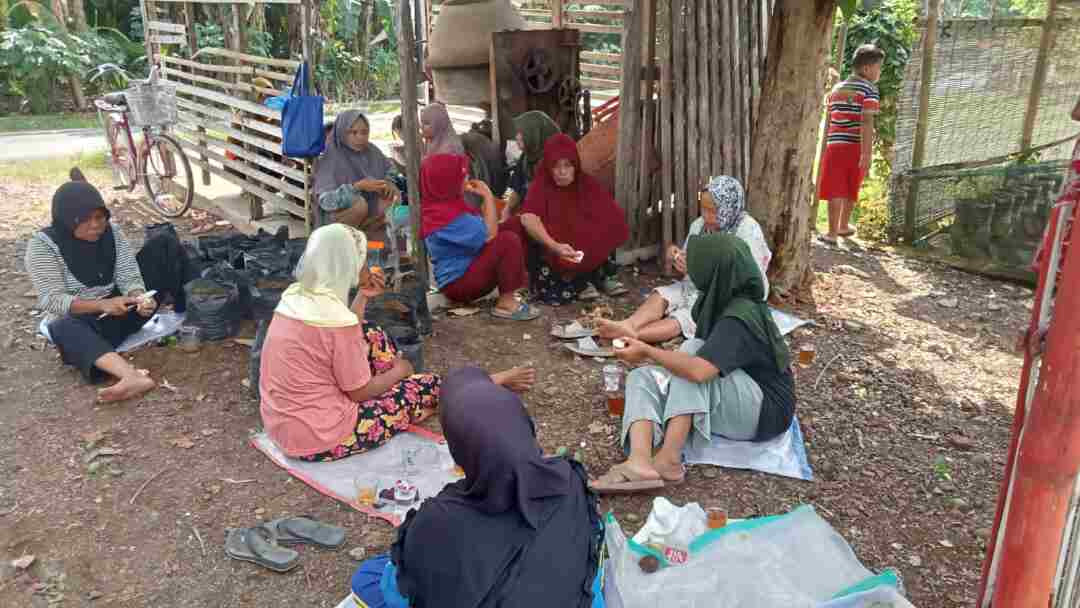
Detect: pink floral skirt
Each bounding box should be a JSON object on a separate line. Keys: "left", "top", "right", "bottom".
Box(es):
{"left": 300, "top": 323, "right": 440, "bottom": 462}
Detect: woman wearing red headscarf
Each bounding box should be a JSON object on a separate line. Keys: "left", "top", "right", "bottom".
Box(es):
{"left": 518, "top": 134, "right": 630, "bottom": 305}
{"left": 421, "top": 154, "right": 540, "bottom": 321}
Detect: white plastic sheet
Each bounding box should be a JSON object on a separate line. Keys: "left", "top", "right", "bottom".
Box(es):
{"left": 39, "top": 311, "right": 186, "bottom": 353}
{"left": 683, "top": 416, "right": 813, "bottom": 481}
{"left": 606, "top": 505, "right": 907, "bottom": 608}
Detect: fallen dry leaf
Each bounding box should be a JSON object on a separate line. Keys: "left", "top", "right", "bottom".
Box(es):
{"left": 171, "top": 437, "right": 195, "bottom": 449}
{"left": 448, "top": 307, "right": 480, "bottom": 317}
{"left": 11, "top": 555, "right": 35, "bottom": 569}
{"left": 200, "top": 428, "right": 220, "bottom": 437}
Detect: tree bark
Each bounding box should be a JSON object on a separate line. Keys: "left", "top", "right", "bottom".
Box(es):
{"left": 745, "top": 0, "right": 835, "bottom": 299}
{"left": 52, "top": 0, "right": 88, "bottom": 110}
{"left": 68, "top": 0, "right": 89, "bottom": 32}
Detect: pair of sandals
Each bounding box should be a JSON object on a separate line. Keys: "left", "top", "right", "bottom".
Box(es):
{"left": 225, "top": 516, "right": 346, "bottom": 573}
{"left": 818, "top": 229, "right": 857, "bottom": 246}
{"left": 580, "top": 279, "right": 629, "bottom": 302}
{"left": 589, "top": 463, "right": 686, "bottom": 495}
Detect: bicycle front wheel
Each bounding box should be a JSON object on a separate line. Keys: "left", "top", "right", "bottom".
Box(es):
{"left": 142, "top": 133, "right": 194, "bottom": 218}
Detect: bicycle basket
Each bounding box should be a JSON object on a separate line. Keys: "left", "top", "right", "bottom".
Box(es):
{"left": 125, "top": 82, "right": 178, "bottom": 128}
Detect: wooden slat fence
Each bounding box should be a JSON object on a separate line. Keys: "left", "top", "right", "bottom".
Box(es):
{"left": 158, "top": 48, "right": 312, "bottom": 221}
{"left": 615, "top": 0, "right": 774, "bottom": 255}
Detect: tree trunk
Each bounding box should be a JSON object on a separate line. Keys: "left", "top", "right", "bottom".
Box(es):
{"left": 69, "top": 0, "right": 89, "bottom": 32}
{"left": 52, "top": 0, "right": 88, "bottom": 110}
{"left": 746, "top": 0, "right": 835, "bottom": 299}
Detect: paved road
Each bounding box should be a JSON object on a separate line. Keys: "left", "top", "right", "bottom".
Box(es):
{"left": 0, "top": 128, "right": 108, "bottom": 163}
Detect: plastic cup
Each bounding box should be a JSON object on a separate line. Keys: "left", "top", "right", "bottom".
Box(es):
{"left": 354, "top": 474, "right": 380, "bottom": 507}
{"left": 178, "top": 326, "right": 201, "bottom": 354}
{"left": 706, "top": 507, "right": 728, "bottom": 529}
{"left": 603, "top": 364, "right": 625, "bottom": 416}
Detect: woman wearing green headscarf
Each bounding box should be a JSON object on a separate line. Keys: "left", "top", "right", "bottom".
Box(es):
{"left": 504, "top": 111, "right": 561, "bottom": 219}
{"left": 591, "top": 233, "right": 796, "bottom": 494}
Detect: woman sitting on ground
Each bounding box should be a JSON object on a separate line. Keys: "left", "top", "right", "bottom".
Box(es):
{"left": 516, "top": 134, "right": 630, "bottom": 304}
{"left": 350, "top": 366, "right": 601, "bottom": 608}
{"left": 313, "top": 111, "right": 400, "bottom": 235}
{"left": 598, "top": 176, "right": 771, "bottom": 343}
{"left": 422, "top": 154, "right": 540, "bottom": 321}
{"left": 591, "top": 233, "right": 795, "bottom": 493}
{"left": 25, "top": 170, "right": 167, "bottom": 402}
{"left": 504, "top": 110, "right": 561, "bottom": 220}
{"left": 259, "top": 224, "right": 533, "bottom": 461}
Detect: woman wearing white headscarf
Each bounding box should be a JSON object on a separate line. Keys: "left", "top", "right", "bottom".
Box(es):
{"left": 598, "top": 176, "right": 772, "bottom": 344}
{"left": 258, "top": 224, "right": 441, "bottom": 460}
{"left": 259, "top": 224, "right": 536, "bottom": 460}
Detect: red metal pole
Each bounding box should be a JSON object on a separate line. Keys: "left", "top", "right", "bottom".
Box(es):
{"left": 991, "top": 217, "right": 1080, "bottom": 606}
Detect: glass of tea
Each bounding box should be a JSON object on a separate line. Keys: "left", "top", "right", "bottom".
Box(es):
{"left": 354, "top": 474, "right": 380, "bottom": 507}
{"left": 602, "top": 364, "right": 625, "bottom": 416}
{"left": 706, "top": 507, "right": 728, "bottom": 529}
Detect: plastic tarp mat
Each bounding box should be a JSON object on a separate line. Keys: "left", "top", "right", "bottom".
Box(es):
{"left": 251, "top": 429, "right": 459, "bottom": 527}
{"left": 683, "top": 415, "right": 813, "bottom": 481}
{"left": 39, "top": 311, "right": 186, "bottom": 353}
{"left": 605, "top": 504, "right": 911, "bottom": 608}
{"left": 770, "top": 307, "right": 812, "bottom": 337}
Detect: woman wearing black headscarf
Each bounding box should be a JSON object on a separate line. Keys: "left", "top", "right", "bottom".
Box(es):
{"left": 386, "top": 367, "right": 601, "bottom": 608}
{"left": 25, "top": 170, "right": 164, "bottom": 402}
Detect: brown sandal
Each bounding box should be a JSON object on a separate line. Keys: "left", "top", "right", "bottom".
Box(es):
{"left": 589, "top": 464, "right": 665, "bottom": 495}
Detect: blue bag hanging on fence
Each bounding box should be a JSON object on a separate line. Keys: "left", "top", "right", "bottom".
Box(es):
{"left": 281, "top": 62, "right": 325, "bottom": 158}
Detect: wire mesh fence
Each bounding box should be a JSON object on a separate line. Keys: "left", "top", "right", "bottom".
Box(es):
{"left": 889, "top": 3, "right": 1080, "bottom": 261}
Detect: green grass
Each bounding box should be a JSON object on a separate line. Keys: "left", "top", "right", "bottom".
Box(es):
{"left": 0, "top": 112, "right": 99, "bottom": 133}
{"left": 0, "top": 151, "right": 109, "bottom": 181}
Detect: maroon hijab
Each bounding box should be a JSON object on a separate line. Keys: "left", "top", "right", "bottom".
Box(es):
{"left": 521, "top": 134, "right": 629, "bottom": 272}
{"left": 420, "top": 153, "right": 479, "bottom": 239}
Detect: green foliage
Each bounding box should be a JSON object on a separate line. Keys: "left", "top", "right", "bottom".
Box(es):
{"left": 837, "top": 0, "right": 859, "bottom": 19}
{"left": 944, "top": 0, "right": 1048, "bottom": 17}
{"left": 194, "top": 22, "right": 224, "bottom": 49}
{"left": 246, "top": 29, "right": 273, "bottom": 58}
{"left": 944, "top": 175, "right": 998, "bottom": 200}
{"left": 836, "top": 0, "right": 918, "bottom": 171}
{"left": 0, "top": 25, "right": 92, "bottom": 112}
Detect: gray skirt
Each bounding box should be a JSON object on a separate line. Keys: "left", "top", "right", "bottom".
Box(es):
{"left": 619, "top": 338, "right": 763, "bottom": 451}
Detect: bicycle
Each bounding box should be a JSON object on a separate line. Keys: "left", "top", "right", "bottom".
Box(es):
{"left": 92, "top": 66, "right": 194, "bottom": 218}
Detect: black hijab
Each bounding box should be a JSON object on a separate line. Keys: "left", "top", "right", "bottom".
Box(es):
{"left": 392, "top": 367, "right": 598, "bottom": 608}
{"left": 42, "top": 177, "right": 116, "bottom": 287}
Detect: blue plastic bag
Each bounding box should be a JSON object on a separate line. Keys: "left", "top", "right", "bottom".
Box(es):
{"left": 281, "top": 62, "right": 325, "bottom": 158}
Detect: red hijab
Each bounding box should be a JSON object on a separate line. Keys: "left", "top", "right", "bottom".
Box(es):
{"left": 522, "top": 134, "right": 629, "bottom": 272}
{"left": 420, "top": 154, "right": 478, "bottom": 239}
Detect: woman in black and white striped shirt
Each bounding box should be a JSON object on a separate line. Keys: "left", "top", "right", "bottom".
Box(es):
{"left": 25, "top": 171, "right": 158, "bottom": 402}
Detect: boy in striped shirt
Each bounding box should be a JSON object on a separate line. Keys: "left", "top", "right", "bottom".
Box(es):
{"left": 818, "top": 44, "right": 884, "bottom": 244}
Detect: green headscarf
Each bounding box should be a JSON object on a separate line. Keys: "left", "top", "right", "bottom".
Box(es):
{"left": 513, "top": 111, "right": 560, "bottom": 176}
{"left": 687, "top": 233, "right": 789, "bottom": 371}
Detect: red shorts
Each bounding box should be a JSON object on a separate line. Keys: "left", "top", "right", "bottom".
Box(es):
{"left": 818, "top": 144, "right": 866, "bottom": 202}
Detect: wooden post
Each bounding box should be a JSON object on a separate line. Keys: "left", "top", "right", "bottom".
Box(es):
{"left": 660, "top": 0, "right": 674, "bottom": 266}
{"left": 904, "top": 0, "right": 941, "bottom": 244}
{"left": 672, "top": 0, "right": 687, "bottom": 244}
{"left": 615, "top": 0, "right": 645, "bottom": 231}
{"left": 551, "top": 0, "right": 564, "bottom": 28}
{"left": 718, "top": 0, "right": 732, "bottom": 177}
{"left": 1020, "top": 0, "right": 1059, "bottom": 153}
{"left": 182, "top": 1, "right": 210, "bottom": 186}
{"left": 636, "top": 0, "right": 658, "bottom": 247}
{"left": 709, "top": 0, "right": 722, "bottom": 175}
{"left": 696, "top": 0, "right": 709, "bottom": 193}
{"left": 397, "top": 0, "right": 428, "bottom": 286}
{"left": 140, "top": 0, "right": 154, "bottom": 71}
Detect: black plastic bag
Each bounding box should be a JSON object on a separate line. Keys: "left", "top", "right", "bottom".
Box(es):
{"left": 201, "top": 261, "right": 253, "bottom": 320}
{"left": 251, "top": 276, "right": 291, "bottom": 320}
{"left": 184, "top": 278, "right": 240, "bottom": 340}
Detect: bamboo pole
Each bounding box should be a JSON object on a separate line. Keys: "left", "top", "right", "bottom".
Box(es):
{"left": 183, "top": 1, "right": 210, "bottom": 186}
{"left": 719, "top": 0, "right": 732, "bottom": 177}
{"left": 696, "top": 0, "right": 710, "bottom": 189}
{"left": 615, "top": 0, "right": 645, "bottom": 232}
{"left": 660, "top": 0, "right": 674, "bottom": 265}
{"left": 672, "top": 0, "right": 686, "bottom": 244}
{"left": 685, "top": 0, "right": 699, "bottom": 223}
{"left": 636, "top": 0, "right": 658, "bottom": 247}
{"left": 1019, "top": 0, "right": 1059, "bottom": 153}
{"left": 397, "top": 0, "right": 427, "bottom": 286}
{"left": 904, "top": 0, "right": 942, "bottom": 244}
{"left": 709, "top": 0, "right": 722, "bottom": 175}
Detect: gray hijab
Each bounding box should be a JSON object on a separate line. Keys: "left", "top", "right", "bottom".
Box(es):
{"left": 313, "top": 110, "right": 391, "bottom": 195}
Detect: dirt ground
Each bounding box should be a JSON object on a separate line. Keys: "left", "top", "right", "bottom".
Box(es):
{"left": 0, "top": 166, "right": 1026, "bottom": 607}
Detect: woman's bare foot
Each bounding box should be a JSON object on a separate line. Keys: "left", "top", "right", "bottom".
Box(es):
{"left": 596, "top": 319, "right": 638, "bottom": 340}
{"left": 98, "top": 374, "right": 156, "bottom": 403}
{"left": 491, "top": 367, "right": 536, "bottom": 393}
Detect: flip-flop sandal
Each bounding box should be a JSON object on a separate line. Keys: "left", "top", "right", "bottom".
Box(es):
{"left": 551, "top": 321, "right": 596, "bottom": 339}
{"left": 589, "top": 465, "right": 665, "bottom": 495}
{"left": 263, "top": 516, "right": 346, "bottom": 548}
{"left": 817, "top": 235, "right": 839, "bottom": 246}
{"left": 838, "top": 230, "right": 856, "bottom": 237}
{"left": 602, "top": 281, "right": 629, "bottom": 297}
{"left": 224, "top": 527, "right": 300, "bottom": 573}
{"left": 491, "top": 302, "right": 541, "bottom": 321}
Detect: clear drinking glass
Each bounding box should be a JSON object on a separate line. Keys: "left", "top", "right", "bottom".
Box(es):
{"left": 178, "top": 325, "right": 201, "bottom": 354}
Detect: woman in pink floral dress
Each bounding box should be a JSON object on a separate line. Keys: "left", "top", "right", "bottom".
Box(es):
{"left": 259, "top": 224, "right": 534, "bottom": 462}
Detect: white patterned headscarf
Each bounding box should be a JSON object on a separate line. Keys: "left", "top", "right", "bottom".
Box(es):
{"left": 706, "top": 175, "right": 746, "bottom": 234}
